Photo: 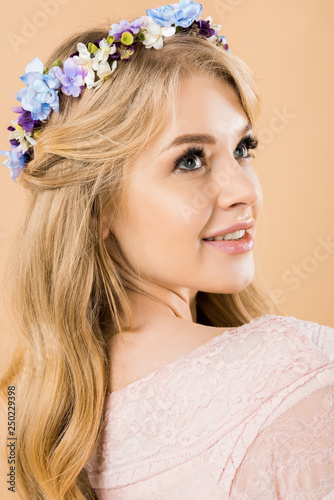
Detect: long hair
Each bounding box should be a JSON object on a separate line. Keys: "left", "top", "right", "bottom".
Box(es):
{"left": 0, "top": 19, "right": 283, "bottom": 499}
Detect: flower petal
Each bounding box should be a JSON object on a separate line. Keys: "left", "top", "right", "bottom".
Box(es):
{"left": 70, "top": 85, "right": 82, "bottom": 97}
{"left": 109, "top": 44, "right": 117, "bottom": 55}
{"left": 153, "top": 36, "right": 164, "bottom": 50}
{"left": 146, "top": 20, "right": 163, "bottom": 35}
{"left": 111, "top": 59, "right": 117, "bottom": 73}
{"left": 141, "top": 33, "right": 157, "bottom": 47}
{"left": 20, "top": 71, "right": 43, "bottom": 87}
{"left": 72, "top": 75, "right": 83, "bottom": 86}
{"left": 96, "top": 60, "right": 111, "bottom": 79}
{"left": 15, "top": 88, "right": 27, "bottom": 102}
{"left": 50, "top": 97, "right": 59, "bottom": 113}
{"left": 25, "top": 56, "right": 44, "bottom": 75}
{"left": 161, "top": 25, "right": 176, "bottom": 37}
{"left": 60, "top": 74, "right": 71, "bottom": 86}
{"left": 44, "top": 68, "right": 62, "bottom": 89}
{"left": 77, "top": 43, "right": 92, "bottom": 64}
{"left": 63, "top": 58, "right": 77, "bottom": 78}
{"left": 32, "top": 79, "right": 49, "bottom": 94}
{"left": 25, "top": 134, "right": 36, "bottom": 146}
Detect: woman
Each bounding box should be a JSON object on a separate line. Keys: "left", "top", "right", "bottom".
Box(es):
{"left": 0, "top": 1, "right": 333, "bottom": 498}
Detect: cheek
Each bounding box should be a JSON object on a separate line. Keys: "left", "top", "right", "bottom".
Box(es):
{"left": 115, "top": 193, "right": 189, "bottom": 281}
{"left": 121, "top": 183, "right": 204, "bottom": 262}
{"left": 252, "top": 172, "right": 263, "bottom": 212}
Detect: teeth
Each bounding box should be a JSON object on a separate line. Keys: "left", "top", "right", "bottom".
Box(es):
{"left": 206, "top": 229, "right": 245, "bottom": 241}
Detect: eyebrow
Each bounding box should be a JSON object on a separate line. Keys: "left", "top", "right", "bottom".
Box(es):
{"left": 160, "top": 122, "right": 253, "bottom": 154}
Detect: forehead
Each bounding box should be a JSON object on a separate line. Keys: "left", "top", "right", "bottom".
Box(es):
{"left": 146, "top": 73, "right": 249, "bottom": 159}
{"left": 173, "top": 73, "right": 247, "bottom": 132}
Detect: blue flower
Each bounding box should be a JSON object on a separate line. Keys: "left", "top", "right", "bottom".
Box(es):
{"left": 0, "top": 146, "right": 29, "bottom": 182}
{"left": 15, "top": 57, "right": 61, "bottom": 121}
{"left": 146, "top": 0, "right": 202, "bottom": 29}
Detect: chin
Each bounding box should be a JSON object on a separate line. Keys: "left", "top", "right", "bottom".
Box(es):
{"left": 200, "top": 279, "right": 253, "bottom": 295}
{"left": 224, "top": 280, "right": 253, "bottom": 294}
{"left": 201, "top": 270, "right": 255, "bottom": 295}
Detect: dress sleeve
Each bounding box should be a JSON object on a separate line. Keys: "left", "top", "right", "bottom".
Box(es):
{"left": 230, "top": 320, "right": 334, "bottom": 500}
{"left": 292, "top": 318, "right": 334, "bottom": 361}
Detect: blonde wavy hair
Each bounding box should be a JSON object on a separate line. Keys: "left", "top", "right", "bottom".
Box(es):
{"left": 0, "top": 19, "right": 283, "bottom": 500}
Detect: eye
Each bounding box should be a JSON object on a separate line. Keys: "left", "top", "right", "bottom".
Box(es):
{"left": 173, "top": 146, "right": 207, "bottom": 174}
{"left": 172, "top": 135, "right": 259, "bottom": 174}
{"left": 234, "top": 134, "right": 259, "bottom": 159}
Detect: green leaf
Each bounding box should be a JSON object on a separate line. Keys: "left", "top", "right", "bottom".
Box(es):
{"left": 106, "top": 35, "right": 115, "bottom": 44}
{"left": 43, "top": 67, "right": 49, "bottom": 74}
{"left": 51, "top": 58, "right": 63, "bottom": 68}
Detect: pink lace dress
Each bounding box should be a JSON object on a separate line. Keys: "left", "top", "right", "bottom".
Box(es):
{"left": 83, "top": 314, "right": 334, "bottom": 499}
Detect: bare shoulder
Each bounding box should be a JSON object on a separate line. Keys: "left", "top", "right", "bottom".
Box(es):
{"left": 108, "top": 319, "right": 233, "bottom": 393}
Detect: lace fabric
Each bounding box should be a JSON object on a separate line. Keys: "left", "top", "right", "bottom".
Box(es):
{"left": 83, "top": 314, "right": 334, "bottom": 499}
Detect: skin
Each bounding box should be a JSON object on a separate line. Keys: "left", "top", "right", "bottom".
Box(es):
{"left": 102, "top": 73, "right": 263, "bottom": 389}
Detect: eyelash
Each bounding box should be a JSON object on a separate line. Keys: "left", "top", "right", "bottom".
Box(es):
{"left": 173, "top": 135, "right": 259, "bottom": 174}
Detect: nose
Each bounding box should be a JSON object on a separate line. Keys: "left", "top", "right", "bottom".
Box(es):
{"left": 214, "top": 160, "right": 262, "bottom": 212}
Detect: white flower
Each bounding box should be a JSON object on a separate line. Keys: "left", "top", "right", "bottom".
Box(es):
{"left": 72, "top": 42, "right": 96, "bottom": 89}
{"left": 141, "top": 17, "right": 176, "bottom": 50}
{"left": 73, "top": 40, "right": 117, "bottom": 90}
{"left": 91, "top": 39, "right": 117, "bottom": 84}
{"left": 93, "top": 38, "right": 117, "bottom": 63}
{"left": 9, "top": 122, "right": 36, "bottom": 153}
{"left": 73, "top": 42, "right": 92, "bottom": 66}
{"left": 92, "top": 59, "right": 118, "bottom": 90}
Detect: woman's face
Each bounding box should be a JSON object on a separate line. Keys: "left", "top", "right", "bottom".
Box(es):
{"left": 103, "top": 73, "right": 263, "bottom": 306}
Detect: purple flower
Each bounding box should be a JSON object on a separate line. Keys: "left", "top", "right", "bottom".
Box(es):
{"left": 52, "top": 58, "right": 88, "bottom": 97}
{"left": 116, "top": 43, "right": 135, "bottom": 60}
{"left": 197, "top": 19, "right": 216, "bottom": 38}
{"left": 7, "top": 126, "right": 19, "bottom": 147}
{"left": 12, "top": 106, "right": 40, "bottom": 133}
{"left": 109, "top": 16, "right": 147, "bottom": 42}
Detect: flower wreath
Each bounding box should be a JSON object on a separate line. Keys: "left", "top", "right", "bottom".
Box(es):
{"left": 1, "top": 0, "right": 229, "bottom": 182}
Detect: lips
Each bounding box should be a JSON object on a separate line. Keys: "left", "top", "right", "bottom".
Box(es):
{"left": 202, "top": 218, "right": 254, "bottom": 240}
{"left": 203, "top": 230, "right": 254, "bottom": 254}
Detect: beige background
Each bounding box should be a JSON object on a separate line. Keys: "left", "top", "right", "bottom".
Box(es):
{"left": 0, "top": 1, "right": 333, "bottom": 498}
{"left": 0, "top": 0, "right": 334, "bottom": 327}
{"left": 0, "top": 0, "right": 333, "bottom": 327}
{"left": 0, "top": 0, "right": 334, "bottom": 316}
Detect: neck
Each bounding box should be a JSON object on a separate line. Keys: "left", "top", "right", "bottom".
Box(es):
{"left": 123, "top": 282, "right": 197, "bottom": 324}
{"left": 102, "top": 236, "right": 198, "bottom": 332}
